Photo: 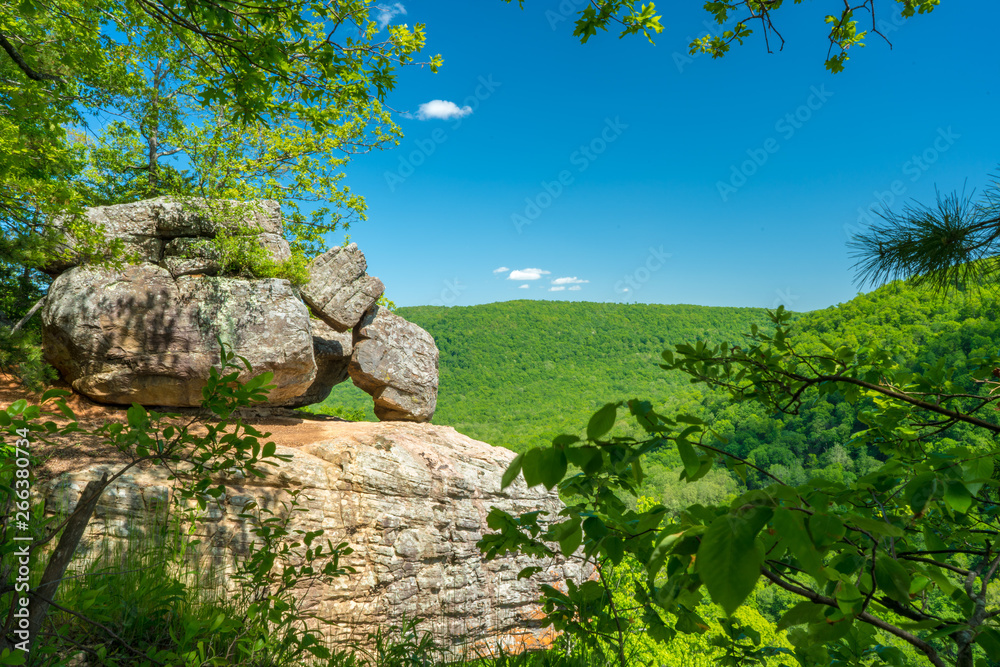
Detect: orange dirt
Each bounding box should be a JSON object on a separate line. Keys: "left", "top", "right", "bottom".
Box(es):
{"left": 0, "top": 373, "right": 348, "bottom": 481}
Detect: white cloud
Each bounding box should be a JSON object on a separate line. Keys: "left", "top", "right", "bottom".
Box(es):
{"left": 568, "top": 285, "right": 582, "bottom": 291}
{"left": 493, "top": 266, "right": 510, "bottom": 274}
{"left": 518, "top": 284, "right": 530, "bottom": 289}
{"left": 508, "top": 268, "right": 550, "bottom": 281}
{"left": 552, "top": 276, "right": 589, "bottom": 285}
{"left": 376, "top": 3, "right": 406, "bottom": 29}
{"left": 549, "top": 286, "right": 566, "bottom": 292}
{"left": 416, "top": 100, "right": 473, "bottom": 121}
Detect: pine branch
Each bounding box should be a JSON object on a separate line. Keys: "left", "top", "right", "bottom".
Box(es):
{"left": 849, "top": 171, "right": 1000, "bottom": 292}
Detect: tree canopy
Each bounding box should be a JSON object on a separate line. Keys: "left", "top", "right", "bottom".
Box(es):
{"left": 1, "top": 0, "right": 441, "bottom": 269}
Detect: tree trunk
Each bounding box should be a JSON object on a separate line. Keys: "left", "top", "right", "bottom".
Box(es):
{"left": 24, "top": 472, "right": 108, "bottom": 651}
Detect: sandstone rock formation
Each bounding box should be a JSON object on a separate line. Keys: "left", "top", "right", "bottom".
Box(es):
{"left": 350, "top": 306, "right": 439, "bottom": 422}
{"left": 301, "top": 243, "right": 385, "bottom": 332}
{"left": 40, "top": 197, "right": 440, "bottom": 420}
{"left": 42, "top": 265, "right": 315, "bottom": 406}
{"left": 42, "top": 421, "right": 584, "bottom": 655}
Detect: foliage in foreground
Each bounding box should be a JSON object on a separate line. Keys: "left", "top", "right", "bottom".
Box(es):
{"left": 484, "top": 306, "right": 1000, "bottom": 667}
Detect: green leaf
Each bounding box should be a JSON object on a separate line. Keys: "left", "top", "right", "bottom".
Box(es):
{"left": 963, "top": 456, "right": 993, "bottom": 495}
{"left": 976, "top": 627, "right": 1000, "bottom": 659}
{"left": 41, "top": 388, "right": 71, "bottom": 402}
{"left": 604, "top": 536, "right": 625, "bottom": 565}
{"left": 874, "top": 556, "right": 912, "bottom": 604}
{"left": 774, "top": 508, "right": 824, "bottom": 578}
{"left": 943, "top": 480, "right": 973, "bottom": 514}
{"left": 649, "top": 529, "right": 685, "bottom": 579}
{"left": 696, "top": 506, "right": 772, "bottom": 615}
{"left": 521, "top": 447, "right": 568, "bottom": 490}
{"left": 6, "top": 399, "right": 27, "bottom": 416}
{"left": 521, "top": 448, "right": 545, "bottom": 487}
{"left": 777, "top": 601, "right": 824, "bottom": 630}
{"left": 566, "top": 445, "right": 603, "bottom": 474}
{"left": 905, "top": 473, "right": 938, "bottom": 515}
{"left": 587, "top": 402, "right": 618, "bottom": 440}
{"left": 676, "top": 438, "right": 701, "bottom": 478}
{"left": 582, "top": 516, "right": 608, "bottom": 542}
{"left": 807, "top": 513, "right": 846, "bottom": 551}
{"left": 501, "top": 453, "right": 523, "bottom": 489}
{"left": 127, "top": 403, "right": 147, "bottom": 428}
{"left": 517, "top": 566, "right": 542, "bottom": 580}
{"left": 556, "top": 523, "right": 582, "bottom": 556}
{"left": 845, "top": 514, "right": 904, "bottom": 538}
{"left": 923, "top": 525, "right": 948, "bottom": 562}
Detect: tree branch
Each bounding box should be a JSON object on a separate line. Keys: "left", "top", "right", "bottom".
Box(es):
{"left": 760, "top": 567, "right": 947, "bottom": 667}
{"left": 0, "top": 33, "right": 62, "bottom": 82}
{"left": 10, "top": 298, "right": 44, "bottom": 334}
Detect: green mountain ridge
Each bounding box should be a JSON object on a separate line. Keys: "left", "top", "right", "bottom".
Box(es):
{"left": 323, "top": 300, "right": 776, "bottom": 450}
{"left": 322, "top": 286, "right": 1000, "bottom": 477}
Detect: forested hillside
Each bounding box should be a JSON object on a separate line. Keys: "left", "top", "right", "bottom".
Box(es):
{"left": 319, "top": 301, "right": 775, "bottom": 449}
{"left": 320, "top": 283, "right": 1000, "bottom": 496}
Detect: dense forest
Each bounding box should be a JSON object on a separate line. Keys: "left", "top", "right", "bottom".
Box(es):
{"left": 320, "top": 301, "right": 775, "bottom": 448}
{"left": 320, "top": 282, "right": 1000, "bottom": 505}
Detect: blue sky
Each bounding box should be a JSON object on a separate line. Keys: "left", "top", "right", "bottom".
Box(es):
{"left": 336, "top": 1, "right": 998, "bottom": 312}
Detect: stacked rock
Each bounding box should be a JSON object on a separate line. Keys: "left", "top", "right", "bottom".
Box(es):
{"left": 41, "top": 198, "right": 439, "bottom": 421}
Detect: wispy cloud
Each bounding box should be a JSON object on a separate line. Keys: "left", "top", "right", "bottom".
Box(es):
{"left": 508, "top": 268, "right": 550, "bottom": 281}
{"left": 549, "top": 286, "right": 566, "bottom": 292}
{"left": 493, "top": 266, "right": 510, "bottom": 274}
{"left": 518, "top": 284, "right": 530, "bottom": 289}
{"left": 416, "top": 100, "right": 473, "bottom": 121}
{"left": 568, "top": 285, "right": 582, "bottom": 291}
{"left": 376, "top": 3, "right": 406, "bottom": 29}
{"left": 552, "top": 276, "right": 589, "bottom": 285}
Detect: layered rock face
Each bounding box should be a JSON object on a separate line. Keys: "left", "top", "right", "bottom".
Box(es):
{"left": 41, "top": 198, "right": 438, "bottom": 419}
{"left": 43, "top": 421, "right": 583, "bottom": 654}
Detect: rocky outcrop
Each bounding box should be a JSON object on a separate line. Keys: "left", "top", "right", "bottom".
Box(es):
{"left": 301, "top": 244, "right": 385, "bottom": 332}
{"left": 40, "top": 198, "right": 440, "bottom": 420}
{"left": 42, "top": 421, "right": 584, "bottom": 654}
{"left": 349, "top": 307, "right": 439, "bottom": 422}
{"left": 42, "top": 265, "right": 315, "bottom": 406}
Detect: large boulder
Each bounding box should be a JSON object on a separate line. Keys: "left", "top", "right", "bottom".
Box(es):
{"left": 42, "top": 264, "right": 316, "bottom": 406}
{"left": 300, "top": 243, "right": 384, "bottom": 331}
{"left": 349, "top": 306, "right": 438, "bottom": 422}
{"left": 41, "top": 420, "right": 586, "bottom": 655}
{"left": 278, "top": 319, "right": 353, "bottom": 408}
